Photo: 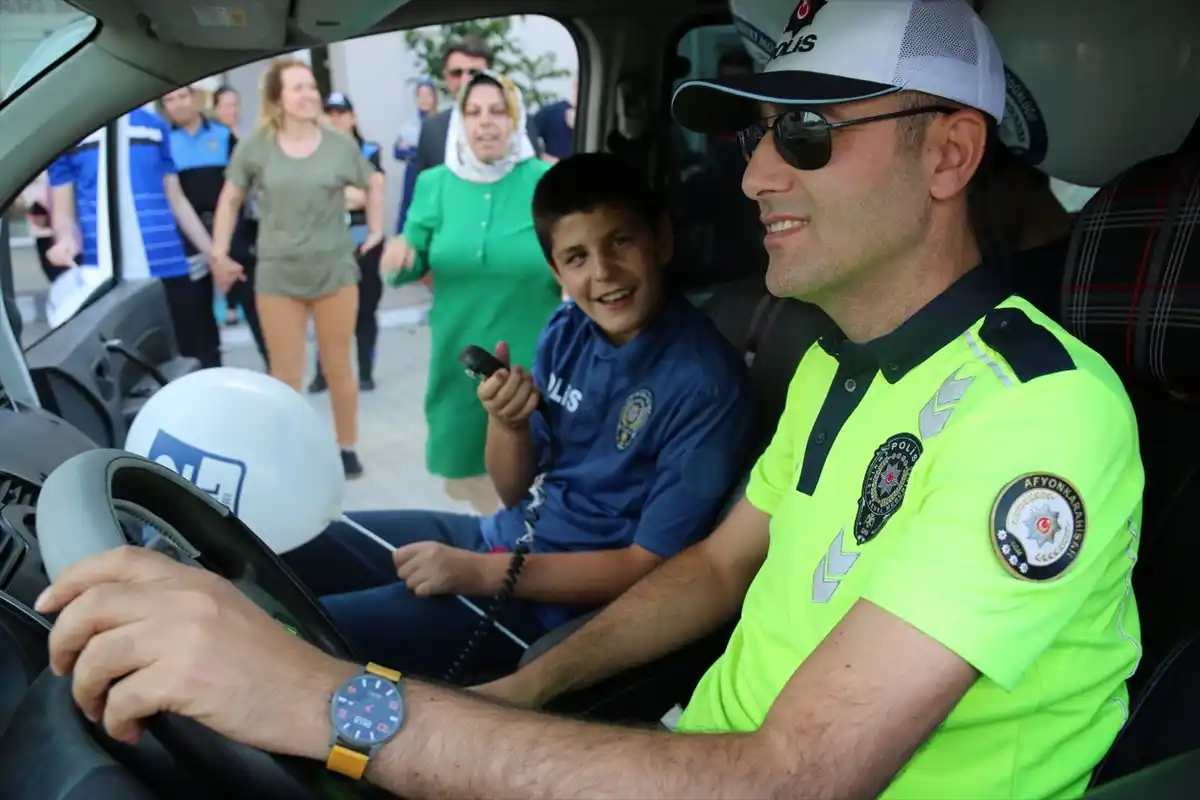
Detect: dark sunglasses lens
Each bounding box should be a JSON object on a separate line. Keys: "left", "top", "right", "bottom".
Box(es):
{"left": 737, "top": 123, "right": 766, "bottom": 163}
{"left": 773, "top": 110, "right": 832, "bottom": 170}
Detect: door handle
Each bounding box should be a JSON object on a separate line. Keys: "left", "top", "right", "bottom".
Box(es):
{"left": 103, "top": 338, "right": 170, "bottom": 387}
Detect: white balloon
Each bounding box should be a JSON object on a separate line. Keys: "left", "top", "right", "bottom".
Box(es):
{"left": 124, "top": 367, "right": 343, "bottom": 554}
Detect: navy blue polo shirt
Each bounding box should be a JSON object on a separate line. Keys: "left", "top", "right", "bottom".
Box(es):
{"left": 480, "top": 294, "right": 757, "bottom": 629}
{"left": 532, "top": 100, "right": 574, "bottom": 159}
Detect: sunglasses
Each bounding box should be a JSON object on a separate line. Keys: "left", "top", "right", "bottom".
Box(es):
{"left": 445, "top": 67, "right": 482, "bottom": 79}
{"left": 737, "top": 104, "right": 960, "bottom": 171}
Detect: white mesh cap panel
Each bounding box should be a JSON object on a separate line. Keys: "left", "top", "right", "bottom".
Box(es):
{"left": 893, "top": 0, "right": 1006, "bottom": 121}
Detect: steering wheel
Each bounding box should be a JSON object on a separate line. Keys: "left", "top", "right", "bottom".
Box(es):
{"left": 35, "top": 449, "right": 363, "bottom": 799}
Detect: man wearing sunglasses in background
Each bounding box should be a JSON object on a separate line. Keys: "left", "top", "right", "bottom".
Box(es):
{"left": 413, "top": 36, "right": 542, "bottom": 174}
{"left": 37, "top": 2, "right": 1145, "bottom": 798}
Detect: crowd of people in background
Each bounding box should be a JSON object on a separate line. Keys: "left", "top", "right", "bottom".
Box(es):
{"left": 6, "top": 35, "right": 578, "bottom": 484}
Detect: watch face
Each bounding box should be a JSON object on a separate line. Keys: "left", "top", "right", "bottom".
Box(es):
{"left": 333, "top": 674, "right": 403, "bottom": 745}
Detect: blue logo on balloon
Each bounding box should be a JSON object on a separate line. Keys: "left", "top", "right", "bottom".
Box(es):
{"left": 147, "top": 430, "right": 247, "bottom": 515}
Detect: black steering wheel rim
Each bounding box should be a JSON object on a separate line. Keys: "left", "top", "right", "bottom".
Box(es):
{"left": 36, "top": 449, "right": 362, "bottom": 798}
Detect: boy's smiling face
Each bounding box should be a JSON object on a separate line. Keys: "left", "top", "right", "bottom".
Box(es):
{"left": 549, "top": 204, "right": 671, "bottom": 345}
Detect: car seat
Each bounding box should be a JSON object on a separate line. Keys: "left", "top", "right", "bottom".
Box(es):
{"left": 1053, "top": 146, "right": 1200, "bottom": 786}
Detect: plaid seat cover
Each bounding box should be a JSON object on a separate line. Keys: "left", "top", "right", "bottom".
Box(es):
{"left": 1063, "top": 152, "right": 1200, "bottom": 390}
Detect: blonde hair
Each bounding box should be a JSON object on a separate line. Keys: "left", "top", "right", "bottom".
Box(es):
{"left": 257, "top": 57, "right": 313, "bottom": 132}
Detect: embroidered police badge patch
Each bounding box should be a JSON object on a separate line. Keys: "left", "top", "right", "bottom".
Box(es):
{"left": 991, "top": 473, "right": 1085, "bottom": 581}
{"left": 853, "top": 433, "right": 923, "bottom": 544}
{"left": 616, "top": 389, "right": 653, "bottom": 451}
{"left": 784, "top": 0, "right": 827, "bottom": 35}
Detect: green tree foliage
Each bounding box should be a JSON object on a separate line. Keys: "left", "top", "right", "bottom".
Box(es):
{"left": 402, "top": 16, "right": 571, "bottom": 109}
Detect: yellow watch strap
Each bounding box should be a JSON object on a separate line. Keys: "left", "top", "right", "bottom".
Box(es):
{"left": 326, "top": 744, "right": 370, "bottom": 779}
{"left": 326, "top": 663, "right": 403, "bottom": 780}
{"left": 365, "top": 662, "right": 402, "bottom": 682}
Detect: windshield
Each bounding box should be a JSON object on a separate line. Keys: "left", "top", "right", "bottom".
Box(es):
{"left": 1, "top": 0, "right": 96, "bottom": 105}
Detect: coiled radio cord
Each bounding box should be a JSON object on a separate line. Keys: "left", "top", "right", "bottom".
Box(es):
{"left": 442, "top": 473, "right": 545, "bottom": 683}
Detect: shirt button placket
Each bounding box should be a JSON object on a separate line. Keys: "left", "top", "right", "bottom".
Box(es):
{"left": 478, "top": 195, "right": 490, "bottom": 261}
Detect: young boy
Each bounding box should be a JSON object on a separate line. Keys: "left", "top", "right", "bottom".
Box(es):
{"left": 282, "top": 153, "right": 757, "bottom": 681}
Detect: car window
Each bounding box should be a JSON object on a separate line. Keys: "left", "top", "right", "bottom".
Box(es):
{"left": 1, "top": 0, "right": 96, "bottom": 105}
{"left": 665, "top": 20, "right": 767, "bottom": 286}
{"left": 2, "top": 1, "right": 99, "bottom": 346}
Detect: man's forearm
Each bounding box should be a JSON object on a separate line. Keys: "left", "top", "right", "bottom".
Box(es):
{"left": 165, "top": 181, "right": 212, "bottom": 254}
{"left": 475, "top": 548, "right": 655, "bottom": 606}
{"left": 513, "top": 545, "right": 742, "bottom": 704}
{"left": 485, "top": 419, "right": 538, "bottom": 507}
{"left": 364, "top": 680, "right": 786, "bottom": 800}
{"left": 51, "top": 185, "right": 77, "bottom": 242}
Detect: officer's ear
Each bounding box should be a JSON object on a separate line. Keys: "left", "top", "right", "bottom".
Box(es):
{"left": 653, "top": 212, "right": 674, "bottom": 267}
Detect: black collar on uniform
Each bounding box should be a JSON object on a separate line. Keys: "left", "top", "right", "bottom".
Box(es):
{"left": 817, "top": 261, "right": 1012, "bottom": 383}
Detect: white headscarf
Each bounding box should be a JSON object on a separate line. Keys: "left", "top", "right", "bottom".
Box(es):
{"left": 444, "top": 69, "right": 536, "bottom": 184}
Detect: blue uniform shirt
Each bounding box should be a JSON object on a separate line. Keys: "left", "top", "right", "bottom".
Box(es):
{"left": 481, "top": 295, "right": 757, "bottom": 629}
{"left": 532, "top": 100, "right": 574, "bottom": 160}
{"left": 48, "top": 108, "right": 189, "bottom": 280}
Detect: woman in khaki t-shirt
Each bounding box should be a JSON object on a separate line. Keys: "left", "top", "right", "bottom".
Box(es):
{"left": 211, "top": 58, "right": 383, "bottom": 478}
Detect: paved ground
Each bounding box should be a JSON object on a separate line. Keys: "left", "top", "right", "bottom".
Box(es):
{"left": 9, "top": 240, "right": 474, "bottom": 515}
{"left": 222, "top": 321, "right": 479, "bottom": 515}
{"left": 220, "top": 305, "right": 479, "bottom": 516}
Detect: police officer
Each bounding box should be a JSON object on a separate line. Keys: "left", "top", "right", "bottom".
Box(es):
{"left": 38, "top": 2, "right": 1145, "bottom": 798}
{"left": 309, "top": 92, "right": 385, "bottom": 392}
{"left": 47, "top": 107, "right": 215, "bottom": 361}
{"left": 160, "top": 85, "right": 266, "bottom": 367}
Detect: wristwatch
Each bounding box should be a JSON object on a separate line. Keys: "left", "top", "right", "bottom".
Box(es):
{"left": 326, "top": 662, "right": 406, "bottom": 779}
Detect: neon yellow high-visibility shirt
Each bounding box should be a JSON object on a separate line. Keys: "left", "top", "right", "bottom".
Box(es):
{"left": 678, "top": 267, "right": 1144, "bottom": 799}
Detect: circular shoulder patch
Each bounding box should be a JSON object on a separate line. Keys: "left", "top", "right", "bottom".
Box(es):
{"left": 616, "top": 388, "right": 653, "bottom": 451}
{"left": 990, "top": 474, "right": 1086, "bottom": 581}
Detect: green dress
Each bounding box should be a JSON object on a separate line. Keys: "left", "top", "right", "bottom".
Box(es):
{"left": 390, "top": 159, "right": 561, "bottom": 479}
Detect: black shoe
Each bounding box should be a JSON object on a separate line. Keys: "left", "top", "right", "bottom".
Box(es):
{"left": 341, "top": 449, "right": 363, "bottom": 479}
{"left": 359, "top": 375, "right": 375, "bottom": 391}
{"left": 307, "top": 373, "right": 328, "bottom": 394}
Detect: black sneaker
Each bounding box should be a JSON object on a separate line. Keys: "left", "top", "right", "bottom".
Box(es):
{"left": 359, "top": 375, "right": 375, "bottom": 391}
{"left": 307, "top": 373, "right": 328, "bottom": 394}
{"left": 341, "top": 449, "right": 363, "bottom": 479}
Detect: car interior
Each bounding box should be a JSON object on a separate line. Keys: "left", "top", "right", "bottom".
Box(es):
{"left": 0, "top": 0, "right": 1198, "bottom": 797}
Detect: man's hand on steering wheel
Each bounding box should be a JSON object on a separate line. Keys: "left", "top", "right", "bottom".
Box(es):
{"left": 35, "top": 546, "right": 354, "bottom": 761}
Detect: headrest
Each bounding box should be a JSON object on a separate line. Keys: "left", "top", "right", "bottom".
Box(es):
{"left": 1062, "top": 151, "right": 1200, "bottom": 392}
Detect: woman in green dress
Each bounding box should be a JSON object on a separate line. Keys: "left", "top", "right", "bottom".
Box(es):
{"left": 381, "top": 70, "right": 562, "bottom": 512}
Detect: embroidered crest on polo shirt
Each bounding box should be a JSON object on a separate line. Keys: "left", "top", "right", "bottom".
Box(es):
{"left": 991, "top": 473, "right": 1086, "bottom": 581}
{"left": 616, "top": 388, "right": 653, "bottom": 451}
{"left": 853, "top": 432, "right": 923, "bottom": 545}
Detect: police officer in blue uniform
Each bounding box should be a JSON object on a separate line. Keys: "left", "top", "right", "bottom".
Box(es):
{"left": 161, "top": 85, "right": 267, "bottom": 367}
{"left": 283, "top": 152, "right": 757, "bottom": 680}
{"left": 309, "top": 92, "right": 387, "bottom": 393}
{"left": 47, "top": 107, "right": 215, "bottom": 360}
